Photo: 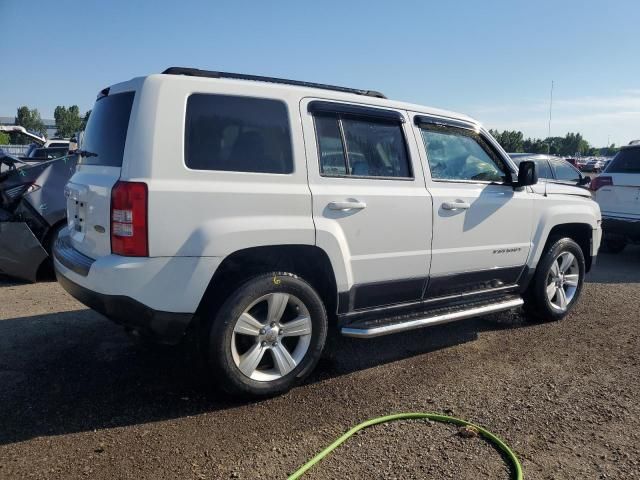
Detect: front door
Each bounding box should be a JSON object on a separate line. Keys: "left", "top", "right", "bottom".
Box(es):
{"left": 301, "top": 99, "right": 433, "bottom": 313}
{"left": 412, "top": 115, "right": 534, "bottom": 298}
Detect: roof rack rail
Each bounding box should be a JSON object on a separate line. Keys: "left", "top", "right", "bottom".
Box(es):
{"left": 162, "top": 67, "right": 386, "bottom": 99}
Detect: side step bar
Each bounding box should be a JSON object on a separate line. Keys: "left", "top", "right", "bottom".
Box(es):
{"left": 341, "top": 298, "right": 524, "bottom": 339}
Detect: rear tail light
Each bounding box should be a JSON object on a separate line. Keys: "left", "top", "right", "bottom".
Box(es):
{"left": 589, "top": 176, "right": 613, "bottom": 192}
{"left": 110, "top": 181, "right": 148, "bottom": 256}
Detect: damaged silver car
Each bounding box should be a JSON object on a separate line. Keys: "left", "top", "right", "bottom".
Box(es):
{"left": 0, "top": 149, "right": 78, "bottom": 282}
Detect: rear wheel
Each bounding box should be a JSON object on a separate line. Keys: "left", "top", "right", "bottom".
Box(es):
{"left": 202, "top": 272, "right": 327, "bottom": 397}
{"left": 524, "top": 238, "right": 585, "bottom": 322}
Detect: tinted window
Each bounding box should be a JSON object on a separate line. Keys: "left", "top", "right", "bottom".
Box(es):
{"left": 29, "top": 147, "right": 68, "bottom": 159}
{"left": 534, "top": 159, "right": 552, "bottom": 179}
{"left": 552, "top": 160, "right": 581, "bottom": 182}
{"left": 185, "top": 94, "right": 292, "bottom": 174}
{"left": 48, "top": 142, "right": 68, "bottom": 148}
{"left": 314, "top": 115, "right": 411, "bottom": 178}
{"left": 512, "top": 157, "right": 552, "bottom": 179}
{"left": 315, "top": 116, "right": 347, "bottom": 176}
{"left": 421, "top": 127, "right": 508, "bottom": 182}
{"left": 606, "top": 148, "right": 640, "bottom": 173}
{"left": 80, "top": 92, "right": 134, "bottom": 167}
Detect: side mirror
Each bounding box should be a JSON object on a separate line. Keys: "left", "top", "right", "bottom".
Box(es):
{"left": 515, "top": 161, "right": 538, "bottom": 188}
{"left": 579, "top": 176, "right": 591, "bottom": 186}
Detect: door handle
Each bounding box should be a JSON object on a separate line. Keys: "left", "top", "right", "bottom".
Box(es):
{"left": 442, "top": 200, "right": 470, "bottom": 211}
{"left": 328, "top": 200, "right": 367, "bottom": 211}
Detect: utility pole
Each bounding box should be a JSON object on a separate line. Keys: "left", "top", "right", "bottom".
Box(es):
{"left": 547, "top": 80, "right": 554, "bottom": 154}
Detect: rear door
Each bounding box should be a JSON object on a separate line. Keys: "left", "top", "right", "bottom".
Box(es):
{"left": 301, "top": 99, "right": 432, "bottom": 312}
{"left": 596, "top": 148, "right": 640, "bottom": 218}
{"left": 65, "top": 90, "right": 135, "bottom": 258}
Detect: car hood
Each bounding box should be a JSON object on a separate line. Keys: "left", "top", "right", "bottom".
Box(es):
{"left": 531, "top": 182, "right": 592, "bottom": 198}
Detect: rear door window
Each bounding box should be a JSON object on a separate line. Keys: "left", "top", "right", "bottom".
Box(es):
{"left": 185, "top": 94, "right": 293, "bottom": 174}
{"left": 606, "top": 149, "right": 640, "bottom": 173}
{"left": 80, "top": 92, "right": 135, "bottom": 167}
{"left": 313, "top": 115, "right": 411, "bottom": 179}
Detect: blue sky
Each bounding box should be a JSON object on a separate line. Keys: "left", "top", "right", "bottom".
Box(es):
{"left": 1, "top": 0, "right": 638, "bottom": 146}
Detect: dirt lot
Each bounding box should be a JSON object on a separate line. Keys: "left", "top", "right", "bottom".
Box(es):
{"left": 1, "top": 248, "right": 639, "bottom": 479}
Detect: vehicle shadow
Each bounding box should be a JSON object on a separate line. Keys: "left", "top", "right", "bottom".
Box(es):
{"left": 586, "top": 244, "right": 640, "bottom": 284}
{"left": 0, "top": 306, "right": 528, "bottom": 446}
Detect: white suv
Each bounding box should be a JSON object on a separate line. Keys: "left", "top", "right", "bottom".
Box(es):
{"left": 54, "top": 68, "right": 602, "bottom": 397}
{"left": 591, "top": 141, "right": 640, "bottom": 253}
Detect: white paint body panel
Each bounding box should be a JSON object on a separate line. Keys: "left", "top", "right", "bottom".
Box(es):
{"left": 594, "top": 173, "right": 640, "bottom": 220}
{"left": 426, "top": 182, "right": 533, "bottom": 276}
{"left": 300, "top": 99, "right": 432, "bottom": 291}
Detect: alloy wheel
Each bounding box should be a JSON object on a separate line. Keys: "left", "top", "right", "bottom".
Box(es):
{"left": 545, "top": 251, "right": 580, "bottom": 312}
{"left": 230, "top": 293, "right": 312, "bottom": 382}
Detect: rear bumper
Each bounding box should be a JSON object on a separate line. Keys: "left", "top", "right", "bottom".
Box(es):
{"left": 53, "top": 229, "right": 222, "bottom": 343}
{"left": 0, "top": 221, "right": 48, "bottom": 282}
{"left": 602, "top": 215, "right": 640, "bottom": 241}
{"left": 55, "top": 271, "right": 193, "bottom": 344}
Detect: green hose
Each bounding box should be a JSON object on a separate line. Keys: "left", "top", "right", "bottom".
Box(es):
{"left": 287, "top": 412, "right": 523, "bottom": 480}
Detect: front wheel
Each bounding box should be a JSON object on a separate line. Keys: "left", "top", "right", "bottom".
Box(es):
{"left": 524, "top": 238, "right": 585, "bottom": 322}
{"left": 202, "top": 273, "right": 328, "bottom": 397}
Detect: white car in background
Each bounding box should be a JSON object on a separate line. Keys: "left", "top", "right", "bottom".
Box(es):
{"left": 591, "top": 141, "right": 640, "bottom": 253}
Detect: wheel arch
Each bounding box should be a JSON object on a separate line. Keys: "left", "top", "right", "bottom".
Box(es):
{"left": 196, "top": 244, "right": 339, "bottom": 324}
{"left": 538, "top": 223, "right": 594, "bottom": 272}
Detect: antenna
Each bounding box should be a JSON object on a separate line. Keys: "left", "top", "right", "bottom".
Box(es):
{"left": 547, "top": 80, "right": 554, "bottom": 154}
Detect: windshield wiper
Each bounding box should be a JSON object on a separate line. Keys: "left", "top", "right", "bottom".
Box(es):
{"left": 76, "top": 150, "right": 98, "bottom": 158}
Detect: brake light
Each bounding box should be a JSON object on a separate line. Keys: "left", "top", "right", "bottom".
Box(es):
{"left": 110, "top": 181, "right": 148, "bottom": 256}
{"left": 590, "top": 176, "right": 613, "bottom": 192}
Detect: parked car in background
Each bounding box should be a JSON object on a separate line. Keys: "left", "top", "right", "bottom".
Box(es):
{"left": 24, "top": 147, "right": 70, "bottom": 162}
{"left": 0, "top": 125, "right": 46, "bottom": 145}
{"left": 591, "top": 141, "right": 640, "bottom": 253}
{"left": 23, "top": 139, "right": 71, "bottom": 159}
{"left": 0, "top": 150, "right": 78, "bottom": 281}
{"left": 509, "top": 153, "right": 591, "bottom": 188}
{"left": 54, "top": 68, "right": 601, "bottom": 397}
{"left": 583, "top": 158, "right": 605, "bottom": 173}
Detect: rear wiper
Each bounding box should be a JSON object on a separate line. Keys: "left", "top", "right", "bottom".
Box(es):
{"left": 76, "top": 150, "right": 98, "bottom": 158}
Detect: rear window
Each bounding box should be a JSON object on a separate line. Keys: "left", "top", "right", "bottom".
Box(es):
{"left": 80, "top": 91, "right": 135, "bottom": 167}
{"left": 185, "top": 94, "right": 293, "bottom": 174}
{"left": 606, "top": 148, "right": 640, "bottom": 173}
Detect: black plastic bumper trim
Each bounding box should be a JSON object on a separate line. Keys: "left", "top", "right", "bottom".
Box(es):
{"left": 602, "top": 216, "right": 640, "bottom": 240}
{"left": 55, "top": 271, "right": 193, "bottom": 345}
{"left": 53, "top": 232, "right": 95, "bottom": 277}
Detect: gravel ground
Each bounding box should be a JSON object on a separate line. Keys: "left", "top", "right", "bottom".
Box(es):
{"left": 1, "top": 247, "right": 639, "bottom": 479}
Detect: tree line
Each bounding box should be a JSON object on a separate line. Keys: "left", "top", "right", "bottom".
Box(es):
{"left": 0, "top": 105, "right": 619, "bottom": 158}
{"left": 488, "top": 129, "right": 619, "bottom": 157}
{"left": 1, "top": 105, "right": 91, "bottom": 144}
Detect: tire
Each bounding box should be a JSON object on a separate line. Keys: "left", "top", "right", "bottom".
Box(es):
{"left": 601, "top": 235, "right": 627, "bottom": 254}
{"left": 201, "top": 272, "right": 328, "bottom": 397}
{"left": 524, "top": 237, "right": 585, "bottom": 322}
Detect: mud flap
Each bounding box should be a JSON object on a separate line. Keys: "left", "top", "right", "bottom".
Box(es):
{"left": 0, "top": 222, "right": 48, "bottom": 282}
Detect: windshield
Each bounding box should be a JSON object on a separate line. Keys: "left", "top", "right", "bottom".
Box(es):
{"left": 80, "top": 91, "right": 134, "bottom": 167}
{"left": 605, "top": 148, "right": 640, "bottom": 174}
